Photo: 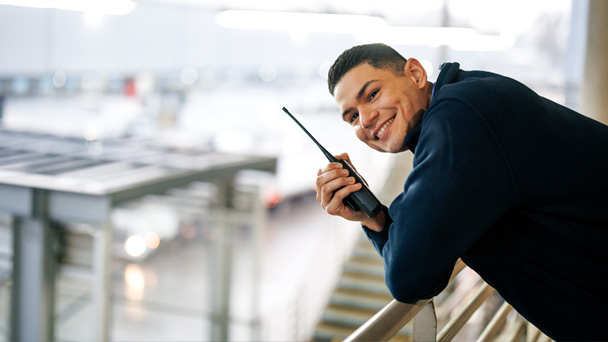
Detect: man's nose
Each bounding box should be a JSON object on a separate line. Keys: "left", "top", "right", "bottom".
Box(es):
{"left": 359, "top": 107, "right": 379, "bottom": 128}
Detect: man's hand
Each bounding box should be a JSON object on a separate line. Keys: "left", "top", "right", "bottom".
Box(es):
{"left": 314, "top": 153, "right": 386, "bottom": 232}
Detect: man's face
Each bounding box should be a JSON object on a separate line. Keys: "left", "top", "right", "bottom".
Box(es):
{"left": 333, "top": 60, "right": 428, "bottom": 153}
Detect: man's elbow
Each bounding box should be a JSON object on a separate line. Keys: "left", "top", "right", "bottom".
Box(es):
{"left": 385, "top": 269, "right": 450, "bottom": 303}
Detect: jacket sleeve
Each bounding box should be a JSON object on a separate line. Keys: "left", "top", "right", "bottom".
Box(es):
{"left": 365, "top": 99, "right": 520, "bottom": 303}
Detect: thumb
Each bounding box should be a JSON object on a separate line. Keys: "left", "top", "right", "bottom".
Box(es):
{"left": 335, "top": 152, "right": 351, "bottom": 164}
{"left": 335, "top": 152, "right": 357, "bottom": 172}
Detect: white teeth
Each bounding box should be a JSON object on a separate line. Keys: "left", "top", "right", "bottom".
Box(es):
{"left": 376, "top": 119, "right": 393, "bottom": 139}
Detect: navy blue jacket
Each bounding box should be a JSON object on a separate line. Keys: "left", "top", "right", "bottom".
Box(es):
{"left": 364, "top": 63, "right": 608, "bottom": 340}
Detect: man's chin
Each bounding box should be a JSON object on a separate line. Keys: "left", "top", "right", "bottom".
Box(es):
{"left": 369, "top": 144, "right": 400, "bottom": 154}
{"left": 385, "top": 144, "right": 409, "bottom": 154}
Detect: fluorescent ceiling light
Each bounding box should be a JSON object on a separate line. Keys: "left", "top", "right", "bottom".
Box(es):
{"left": 357, "top": 26, "right": 515, "bottom": 51}
{"left": 215, "top": 9, "right": 513, "bottom": 51}
{"left": 215, "top": 10, "right": 386, "bottom": 34}
{"left": 0, "top": 0, "right": 137, "bottom": 15}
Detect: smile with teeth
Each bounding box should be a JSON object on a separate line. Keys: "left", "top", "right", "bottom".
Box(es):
{"left": 376, "top": 118, "right": 394, "bottom": 139}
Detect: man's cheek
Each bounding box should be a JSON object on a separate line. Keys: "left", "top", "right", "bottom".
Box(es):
{"left": 354, "top": 129, "right": 366, "bottom": 142}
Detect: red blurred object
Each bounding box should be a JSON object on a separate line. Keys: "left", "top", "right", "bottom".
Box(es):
{"left": 262, "top": 187, "right": 283, "bottom": 209}
{"left": 124, "top": 78, "right": 136, "bottom": 97}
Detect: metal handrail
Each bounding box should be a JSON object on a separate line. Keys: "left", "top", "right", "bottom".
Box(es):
{"left": 343, "top": 297, "right": 433, "bottom": 342}
{"left": 342, "top": 259, "right": 553, "bottom": 342}
{"left": 344, "top": 259, "right": 466, "bottom": 342}
{"left": 476, "top": 301, "right": 513, "bottom": 342}
{"left": 437, "top": 282, "right": 494, "bottom": 342}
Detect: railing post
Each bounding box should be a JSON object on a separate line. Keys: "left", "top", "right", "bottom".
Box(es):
{"left": 413, "top": 301, "right": 437, "bottom": 342}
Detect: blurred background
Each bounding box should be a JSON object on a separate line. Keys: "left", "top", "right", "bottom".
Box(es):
{"left": 0, "top": 0, "right": 598, "bottom": 341}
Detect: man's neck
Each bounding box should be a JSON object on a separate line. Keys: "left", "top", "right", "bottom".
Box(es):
{"left": 427, "top": 82, "right": 434, "bottom": 107}
{"left": 405, "top": 82, "right": 434, "bottom": 135}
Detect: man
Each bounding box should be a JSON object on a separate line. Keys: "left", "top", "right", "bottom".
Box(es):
{"left": 315, "top": 43, "right": 608, "bottom": 340}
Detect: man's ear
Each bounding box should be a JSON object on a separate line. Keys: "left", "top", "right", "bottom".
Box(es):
{"left": 404, "top": 58, "right": 428, "bottom": 89}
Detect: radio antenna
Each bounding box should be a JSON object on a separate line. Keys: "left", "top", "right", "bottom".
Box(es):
{"left": 282, "top": 107, "right": 336, "bottom": 162}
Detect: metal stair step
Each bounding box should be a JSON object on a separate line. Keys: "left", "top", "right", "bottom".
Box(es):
{"left": 329, "top": 287, "right": 393, "bottom": 311}
{"left": 319, "top": 304, "right": 378, "bottom": 328}
{"left": 342, "top": 269, "right": 385, "bottom": 281}
{"left": 312, "top": 234, "right": 413, "bottom": 342}
{"left": 344, "top": 258, "right": 385, "bottom": 277}
{"left": 312, "top": 322, "right": 359, "bottom": 342}
{"left": 337, "top": 271, "right": 389, "bottom": 295}
{"left": 320, "top": 304, "right": 415, "bottom": 338}
{"left": 352, "top": 244, "right": 381, "bottom": 261}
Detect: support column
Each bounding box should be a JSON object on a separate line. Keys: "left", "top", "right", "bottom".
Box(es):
{"left": 91, "top": 218, "right": 113, "bottom": 342}
{"left": 209, "top": 178, "right": 234, "bottom": 342}
{"left": 250, "top": 185, "right": 266, "bottom": 341}
{"left": 580, "top": 0, "right": 608, "bottom": 124}
{"left": 10, "top": 190, "right": 57, "bottom": 342}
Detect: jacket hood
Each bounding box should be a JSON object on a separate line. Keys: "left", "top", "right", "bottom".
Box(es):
{"left": 434, "top": 62, "right": 461, "bottom": 94}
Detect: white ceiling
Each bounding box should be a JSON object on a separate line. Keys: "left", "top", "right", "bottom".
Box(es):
{"left": 139, "top": 0, "right": 447, "bottom": 26}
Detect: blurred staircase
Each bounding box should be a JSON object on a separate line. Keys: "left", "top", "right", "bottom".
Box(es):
{"left": 312, "top": 153, "right": 414, "bottom": 342}
{"left": 311, "top": 235, "right": 411, "bottom": 342}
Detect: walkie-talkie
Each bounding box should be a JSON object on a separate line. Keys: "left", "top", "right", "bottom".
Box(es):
{"left": 282, "top": 107, "right": 383, "bottom": 217}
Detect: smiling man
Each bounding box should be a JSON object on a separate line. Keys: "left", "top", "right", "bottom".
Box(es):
{"left": 315, "top": 43, "right": 608, "bottom": 340}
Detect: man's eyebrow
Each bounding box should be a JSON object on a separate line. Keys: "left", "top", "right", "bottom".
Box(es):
{"left": 341, "top": 79, "right": 378, "bottom": 119}
{"left": 356, "top": 80, "right": 378, "bottom": 101}
{"left": 341, "top": 109, "right": 354, "bottom": 121}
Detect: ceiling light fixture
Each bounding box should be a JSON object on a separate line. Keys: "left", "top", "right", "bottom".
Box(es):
{"left": 215, "top": 10, "right": 386, "bottom": 34}
{"left": 356, "top": 26, "right": 514, "bottom": 51}
{"left": 215, "top": 9, "right": 513, "bottom": 51}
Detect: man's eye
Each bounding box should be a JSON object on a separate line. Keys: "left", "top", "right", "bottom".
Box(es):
{"left": 369, "top": 90, "right": 378, "bottom": 101}
{"left": 349, "top": 113, "right": 359, "bottom": 123}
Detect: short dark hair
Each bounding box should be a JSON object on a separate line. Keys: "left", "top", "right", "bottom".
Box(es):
{"left": 327, "top": 43, "right": 407, "bottom": 96}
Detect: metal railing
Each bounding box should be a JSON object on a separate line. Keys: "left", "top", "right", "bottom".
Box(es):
{"left": 344, "top": 259, "right": 551, "bottom": 342}
{"left": 344, "top": 259, "right": 465, "bottom": 342}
